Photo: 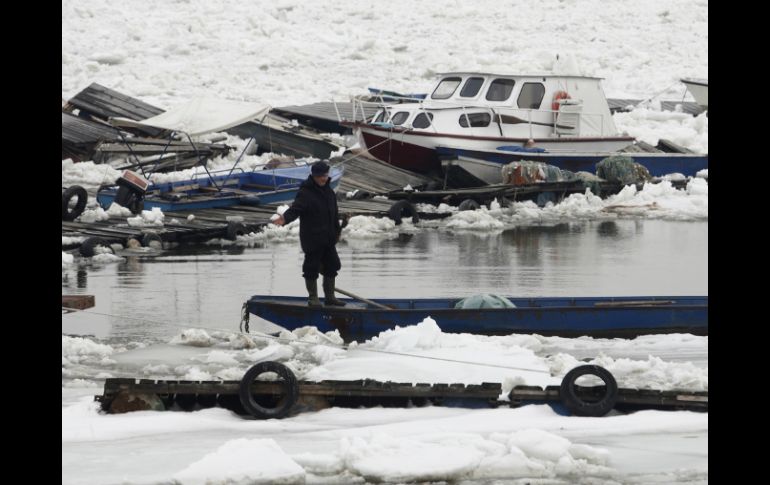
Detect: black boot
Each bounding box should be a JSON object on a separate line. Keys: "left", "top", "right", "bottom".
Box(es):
{"left": 322, "top": 276, "right": 346, "bottom": 306}
{"left": 305, "top": 278, "right": 322, "bottom": 307}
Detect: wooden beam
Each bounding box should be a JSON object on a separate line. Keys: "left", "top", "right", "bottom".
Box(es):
{"left": 62, "top": 295, "right": 95, "bottom": 310}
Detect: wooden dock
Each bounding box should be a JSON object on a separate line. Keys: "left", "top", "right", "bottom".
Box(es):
{"left": 61, "top": 196, "right": 444, "bottom": 255}
{"left": 61, "top": 155, "right": 456, "bottom": 254}
{"left": 96, "top": 374, "right": 708, "bottom": 417}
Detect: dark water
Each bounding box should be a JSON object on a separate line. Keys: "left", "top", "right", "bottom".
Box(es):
{"left": 62, "top": 219, "right": 707, "bottom": 341}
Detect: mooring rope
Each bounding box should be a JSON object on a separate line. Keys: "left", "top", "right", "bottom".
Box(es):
{"left": 62, "top": 306, "right": 552, "bottom": 374}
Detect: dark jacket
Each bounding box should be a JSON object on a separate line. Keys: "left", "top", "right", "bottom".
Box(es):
{"left": 282, "top": 176, "right": 341, "bottom": 252}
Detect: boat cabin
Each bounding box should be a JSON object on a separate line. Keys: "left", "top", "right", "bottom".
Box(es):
{"left": 369, "top": 72, "right": 619, "bottom": 139}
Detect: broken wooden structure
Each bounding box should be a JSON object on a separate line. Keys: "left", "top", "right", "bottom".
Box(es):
{"left": 334, "top": 151, "right": 439, "bottom": 195}
{"left": 272, "top": 101, "right": 380, "bottom": 135}
{"left": 63, "top": 83, "right": 347, "bottom": 169}
{"left": 61, "top": 112, "right": 121, "bottom": 163}
{"left": 62, "top": 83, "right": 231, "bottom": 171}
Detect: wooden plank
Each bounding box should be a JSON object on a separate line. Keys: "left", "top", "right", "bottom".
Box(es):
{"left": 68, "top": 83, "right": 164, "bottom": 120}
{"left": 62, "top": 112, "right": 119, "bottom": 144}
{"left": 97, "top": 144, "right": 217, "bottom": 154}
{"left": 62, "top": 294, "right": 95, "bottom": 310}
{"left": 273, "top": 102, "right": 379, "bottom": 122}
{"left": 656, "top": 139, "right": 695, "bottom": 154}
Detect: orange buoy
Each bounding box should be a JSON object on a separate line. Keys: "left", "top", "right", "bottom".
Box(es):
{"left": 552, "top": 90, "right": 571, "bottom": 112}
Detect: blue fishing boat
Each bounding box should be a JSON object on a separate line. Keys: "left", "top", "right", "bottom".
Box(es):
{"left": 437, "top": 146, "right": 708, "bottom": 182}
{"left": 245, "top": 294, "right": 708, "bottom": 342}
{"left": 96, "top": 165, "right": 344, "bottom": 212}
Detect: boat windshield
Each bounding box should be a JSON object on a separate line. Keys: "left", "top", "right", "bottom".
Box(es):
{"left": 432, "top": 77, "right": 462, "bottom": 99}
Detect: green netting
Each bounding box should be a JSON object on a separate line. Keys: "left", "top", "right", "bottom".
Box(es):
{"left": 595, "top": 156, "right": 652, "bottom": 184}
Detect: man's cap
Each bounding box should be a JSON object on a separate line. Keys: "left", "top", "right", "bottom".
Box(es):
{"left": 311, "top": 161, "right": 330, "bottom": 176}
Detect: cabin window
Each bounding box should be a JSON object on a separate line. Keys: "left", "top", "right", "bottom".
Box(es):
{"left": 390, "top": 111, "right": 409, "bottom": 125}
{"left": 412, "top": 112, "right": 434, "bottom": 129}
{"left": 373, "top": 111, "right": 386, "bottom": 123}
{"left": 459, "top": 112, "right": 491, "bottom": 128}
{"left": 459, "top": 77, "right": 485, "bottom": 97}
{"left": 431, "top": 77, "right": 462, "bottom": 99}
{"left": 485, "top": 78, "right": 515, "bottom": 101}
{"left": 517, "top": 82, "right": 545, "bottom": 109}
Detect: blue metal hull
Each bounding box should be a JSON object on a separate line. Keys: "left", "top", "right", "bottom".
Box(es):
{"left": 247, "top": 295, "right": 708, "bottom": 342}
{"left": 437, "top": 147, "right": 708, "bottom": 177}
{"left": 96, "top": 166, "right": 343, "bottom": 211}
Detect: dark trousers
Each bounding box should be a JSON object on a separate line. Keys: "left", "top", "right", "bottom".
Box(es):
{"left": 302, "top": 244, "right": 341, "bottom": 279}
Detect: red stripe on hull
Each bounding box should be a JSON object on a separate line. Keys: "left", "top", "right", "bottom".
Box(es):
{"left": 361, "top": 132, "right": 440, "bottom": 174}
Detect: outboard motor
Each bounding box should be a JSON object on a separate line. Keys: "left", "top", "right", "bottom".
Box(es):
{"left": 114, "top": 170, "right": 149, "bottom": 214}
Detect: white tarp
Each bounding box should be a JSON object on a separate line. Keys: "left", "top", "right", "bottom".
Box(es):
{"left": 109, "top": 98, "right": 270, "bottom": 136}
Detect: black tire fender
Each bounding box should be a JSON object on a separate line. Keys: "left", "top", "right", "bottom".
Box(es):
{"left": 239, "top": 361, "right": 299, "bottom": 419}
{"left": 141, "top": 232, "right": 163, "bottom": 248}
{"left": 62, "top": 185, "right": 88, "bottom": 221}
{"left": 559, "top": 365, "right": 618, "bottom": 417}
{"left": 458, "top": 198, "right": 480, "bottom": 211}
{"left": 497, "top": 196, "right": 514, "bottom": 208}
{"left": 79, "top": 237, "right": 109, "bottom": 257}
{"left": 387, "top": 200, "right": 419, "bottom": 225}
{"left": 226, "top": 221, "right": 247, "bottom": 240}
{"left": 348, "top": 190, "right": 370, "bottom": 200}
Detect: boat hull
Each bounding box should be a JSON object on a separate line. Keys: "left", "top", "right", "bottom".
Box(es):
{"left": 681, "top": 79, "right": 708, "bottom": 109}
{"left": 438, "top": 147, "right": 709, "bottom": 180}
{"left": 353, "top": 123, "right": 635, "bottom": 174}
{"left": 97, "top": 166, "right": 343, "bottom": 212}
{"left": 247, "top": 295, "right": 708, "bottom": 342}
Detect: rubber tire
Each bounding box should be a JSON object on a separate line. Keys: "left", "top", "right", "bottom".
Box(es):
{"left": 536, "top": 191, "right": 556, "bottom": 207}
{"left": 141, "top": 233, "right": 163, "bottom": 248}
{"left": 226, "top": 221, "right": 247, "bottom": 240}
{"left": 62, "top": 185, "right": 88, "bottom": 221}
{"left": 79, "top": 237, "right": 109, "bottom": 257}
{"left": 348, "top": 190, "right": 370, "bottom": 200}
{"left": 559, "top": 365, "right": 618, "bottom": 417}
{"left": 458, "top": 199, "right": 480, "bottom": 211}
{"left": 387, "top": 200, "right": 419, "bottom": 225}
{"left": 239, "top": 361, "right": 299, "bottom": 419}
